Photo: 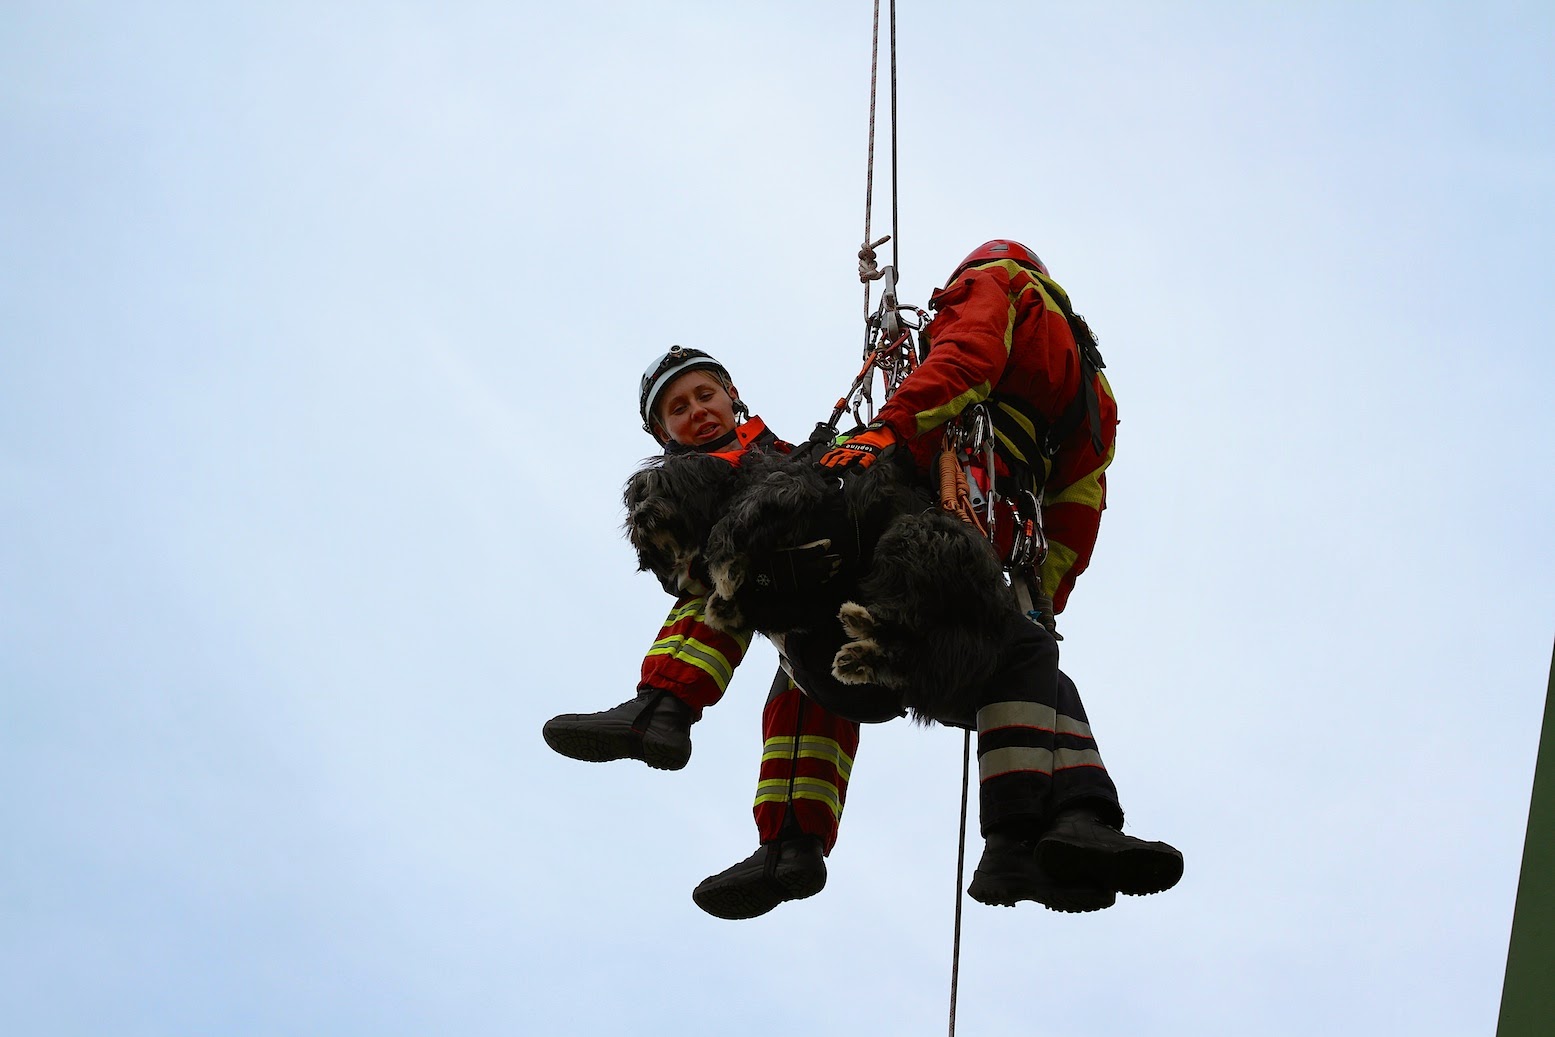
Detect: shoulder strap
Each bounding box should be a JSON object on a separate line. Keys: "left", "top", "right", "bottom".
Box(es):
{"left": 1034, "top": 275, "right": 1107, "bottom": 458}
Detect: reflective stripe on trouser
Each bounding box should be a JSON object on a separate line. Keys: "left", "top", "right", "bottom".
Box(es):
{"left": 974, "top": 613, "right": 1121, "bottom": 834}
{"left": 753, "top": 670, "right": 861, "bottom": 853}
{"left": 639, "top": 596, "right": 752, "bottom": 715}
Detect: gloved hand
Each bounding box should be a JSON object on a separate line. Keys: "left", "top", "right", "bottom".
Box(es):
{"left": 1030, "top": 594, "right": 1064, "bottom": 641}
{"left": 816, "top": 422, "right": 897, "bottom": 473}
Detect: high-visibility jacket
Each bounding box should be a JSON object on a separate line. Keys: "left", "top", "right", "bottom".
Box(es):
{"left": 636, "top": 415, "right": 860, "bottom": 852}
{"left": 873, "top": 260, "right": 1118, "bottom": 614}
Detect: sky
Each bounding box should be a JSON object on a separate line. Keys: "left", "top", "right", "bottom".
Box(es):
{"left": 2, "top": 2, "right": 1553, "bottom": 1034}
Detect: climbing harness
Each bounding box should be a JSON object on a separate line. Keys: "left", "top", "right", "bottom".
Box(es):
{"left": 938, "top": 407, "right": 1049, "bottom": 574}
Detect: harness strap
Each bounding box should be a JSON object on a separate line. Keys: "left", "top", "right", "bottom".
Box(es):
{"left": 1041, "top": 293, "right": 1107, "bottom": 458}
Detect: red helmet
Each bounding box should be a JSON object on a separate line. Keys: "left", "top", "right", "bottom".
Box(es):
{"left": 949, "top": 239, "right": 1048, "bottom": 282}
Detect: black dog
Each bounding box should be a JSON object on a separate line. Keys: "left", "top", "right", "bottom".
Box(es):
{"left": 624, "top": 446, "right": 1019, "bottom": 726}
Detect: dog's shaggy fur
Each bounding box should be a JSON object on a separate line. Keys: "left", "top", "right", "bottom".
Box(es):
{"left": 624, "top": 447, "right": 1020, "bottom": 725}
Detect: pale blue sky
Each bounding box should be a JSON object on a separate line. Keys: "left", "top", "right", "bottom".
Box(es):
{"left": 3, "top": 3, "right": 1552, "bottom": 1034}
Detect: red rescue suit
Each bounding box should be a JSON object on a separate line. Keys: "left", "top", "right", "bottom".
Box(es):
{"left": 865, "top": 256, "right": 1125, "bottom": 834}
{"left": 637, "top": 416, "right": 860, "bottom": 852}
{"left": 874, "top": 260, "right": 1118, "bottom": 614}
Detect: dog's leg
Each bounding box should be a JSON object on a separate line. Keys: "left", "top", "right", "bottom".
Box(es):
{"left": 832, "top": 602, "right": 900, "bottom": 687}
{"left": 837, "top": 601, "right": 876, "bottom": 641}
{"left": 705, "top": 558, "right": 747, "bottom": 634}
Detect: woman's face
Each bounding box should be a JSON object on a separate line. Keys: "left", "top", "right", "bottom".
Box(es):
{"left": 657, "top": 370, "right": 740, "bottom": 446}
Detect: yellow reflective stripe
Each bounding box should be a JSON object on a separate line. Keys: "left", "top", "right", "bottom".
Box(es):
{"left": 791, "top": 778, "right": 843, "bottom": 815}
{"left": 1046, "top": 464, "right": 1107, "bottom": 511}
{"left": 1032, "top": 269, "right": 1073, "bottom": 307}
{"left": 1022, "top": 278, "right": 1061, "bottom": 315}
{"left": 969, "top": 258, "right": 1049, "bottom": 296}
{"left": 966, "top": 260, "right": 1070, "bottom": 317}
{"left": 991, "top": 405, "right": 1040, "bottom": 469}
{"left": 1097, "top": 371, "right": 1114, "bottom": 407}
{"left": 1038, "top": 540, "right": 1080, "bottom": 601}
{"left": 913, "top": 380, "right": 993, "bottom": 437}
{"left": 1045, "top": 437, "right": 1115, "bottom": 513}
{"left": 646, "top": 636, "right": 738, "bottom": 688}
{"left": 755, "top": 779, "right": 791, "bottom": 802}
{"left": 660, "top": 599, "right": 753, "bottom": 649}
{"left": 666, "top": 598, "right": 707, "bottom": 623}
{"left": 754, "top": 778, "right": 845, "bottom": 819}
{"left": 802, "top": 737, "right": 855, "bottom": 780}
{"left": 760, "top": 736, "right": 855, "bottom": 778}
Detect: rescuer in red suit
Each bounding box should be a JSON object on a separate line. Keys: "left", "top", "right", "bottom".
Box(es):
{"left": 809, "top": 240, "right": 1182, "bottom": 910}
{"left": 542, "top": 347, "right": 859, "bottom": 919}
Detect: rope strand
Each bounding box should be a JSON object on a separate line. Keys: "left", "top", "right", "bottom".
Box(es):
{"left": 888, "top": 0, "right": 899, "bottom": 275}
{"left": 863, "top": 11, "right": 969, "bottom": 1031}
{"left": 863, "top": 0, "right": 882, "bottom": 328}
{"left": 950, "top": 729, "right": 971, "bottom": 1036}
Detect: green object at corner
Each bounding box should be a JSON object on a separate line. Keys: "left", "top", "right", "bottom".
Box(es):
{"left": 1497, "top": 639, "right": 1555, "bottom": 1036}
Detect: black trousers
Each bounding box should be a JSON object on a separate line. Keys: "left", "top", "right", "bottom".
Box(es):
{"left": 973, "top": 611, "right": 1122, "bottom": 835}
{"left": 779, "top": 609, "right": 1122, "bottom": 836}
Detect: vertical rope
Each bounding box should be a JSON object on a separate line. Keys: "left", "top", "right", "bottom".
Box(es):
{"left": 949, "top": 728, "right": 971, "bottom": 1036}
{"left": 888, "top": 0, "right": 900, "bottom": 276}
{"left": 863, "top": 0, "right": 882, "bottom": 328}
{"left": 862, "top": 7, "right": 967, "bottom": 1031}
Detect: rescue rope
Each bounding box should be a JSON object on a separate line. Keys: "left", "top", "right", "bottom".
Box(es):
{"left": 861, "top": 0, "right": 879, "bottom": 323}
{"left": 938, "top": 428, "right": 982, "bottom": 1037}
{"left": 861, "top": 0, "right": 900, "bottom": 324}
{"left": 938, "top": 442, "right": 990, "bottom": 538}
{"left": 949, "top": 729, "right": 971, "bottom": 1037}
{"left": 860, "top": 11, "right": 972, "bottom": 1033}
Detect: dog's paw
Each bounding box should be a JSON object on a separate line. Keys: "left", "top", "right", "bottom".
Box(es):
{"left": 708, "top": 557, "right": 744, "bottom": 603}
{"left": 837, "top": 601, "right": 876, "bottom": 641}
{"left": 705, "top": 593, "right": 746, "bottom": 634}
{"left": 832, "top": 638, "right": 887, "bottom": 686}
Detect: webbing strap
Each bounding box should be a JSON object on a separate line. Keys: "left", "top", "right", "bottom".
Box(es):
{"left": 1046, "top": 307, "right": 1107, "bottom": 458}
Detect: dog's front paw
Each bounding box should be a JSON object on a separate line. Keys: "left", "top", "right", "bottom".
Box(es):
{"left": 832, "top": 638, "right": 887, "bottom": 686}
{"left": 837, "top": 601, "right": 876, "bottom": 641}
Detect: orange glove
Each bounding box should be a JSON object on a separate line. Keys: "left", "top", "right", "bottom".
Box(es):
{"left": 816, "top": 422, "right": 898, "bottom": 473}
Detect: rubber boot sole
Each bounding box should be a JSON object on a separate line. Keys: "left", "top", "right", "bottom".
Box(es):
{"left": 693, "top": 864, "right": 827, "bottom": 920}
{"left": 541, "top": 719, "right": 690, "bottom": 771}
{"left": 693, "top": 850, "right": 827, "bottom": 920}
{"left": 967, "top": 867, "right": 1115, "bottom": 913}
{"left": 1037, "top": 834, "right": 1183, "bottom": 896}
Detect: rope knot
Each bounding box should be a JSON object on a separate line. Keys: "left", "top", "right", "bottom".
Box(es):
{"left": 858, "top": 235, "right": 892, "bottom": 283}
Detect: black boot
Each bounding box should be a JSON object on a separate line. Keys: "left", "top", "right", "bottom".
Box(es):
{"left": 1036, "top": 807, "right": 1183, "bottom": 896}
{"left": 692, "top": 833, "right": 827, "bottom": 920}
{"left": 967, "top": 830, "right": 1116, "bottom": 913}
{"left": 541, "top": 690, "right": 693, "bottom": 771}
